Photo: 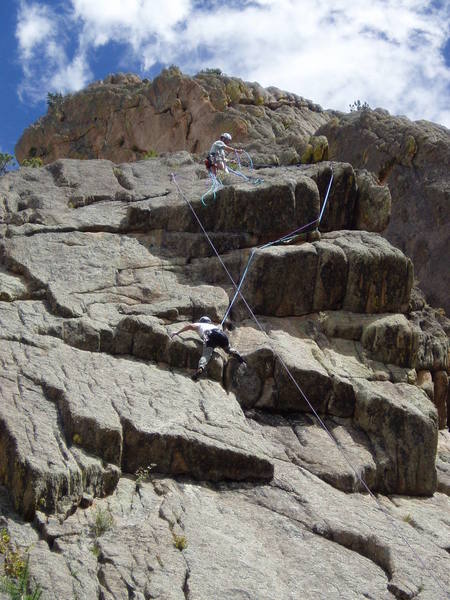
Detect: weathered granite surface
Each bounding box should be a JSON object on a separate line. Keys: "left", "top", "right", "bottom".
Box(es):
{"left": 318, "top": 109, "right": 450, "bottom": 314}
{"left": 15, "top": 69, "right": 329, "bottom": 167}
{"left": 14, "top": 69, "right": 449, "bottom": 314}
{"left": 0, "top": 157, "right": 448, "bottom": 599}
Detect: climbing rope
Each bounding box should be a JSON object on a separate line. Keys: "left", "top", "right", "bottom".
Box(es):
{"left": 203, "top": 150, "right": 263, "bottom": 204}
{"left": 230, "top": 149, "right": 264, "bottom": 184}
{"left": 170, "top": 170, "right": 447, "bottom": 598}
{"left": 201, "top": 171, "right": 223, "bottom": 206}
{"left": 226, "top": 164, "right": 264, "bottom": 185}
{"left": 239, "top": 149, "right": 254, "bottom": 170}
{"left": 220, "top": 167, "right": 334, "bottom": 325}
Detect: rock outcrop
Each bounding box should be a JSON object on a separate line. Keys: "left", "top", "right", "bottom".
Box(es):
{"left": 15, "top": 69, "right": 449, "bottom": 314}
{"left": 15, "top": 69, "right": 329, "bottom": 168}
{"left": 0, "top": 154, "right": 449, "bottom": 599}
{"left": 318, "top": 109, "right": 450, "bottom": 314}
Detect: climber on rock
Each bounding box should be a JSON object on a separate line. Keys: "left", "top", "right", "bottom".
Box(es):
{"left": 205, "top": 132, "right": 243, "bottom": 176}
{"left": 170, "top": 316, "right": 245, "bottom": 381}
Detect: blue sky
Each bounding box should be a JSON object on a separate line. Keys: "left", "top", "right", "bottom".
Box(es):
{"left": 1, "top": 0, "right": 449, "bottom": 159}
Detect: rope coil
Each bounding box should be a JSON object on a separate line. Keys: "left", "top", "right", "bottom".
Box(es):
{"left": 202, "top": 150, "right": 263, "bottom": 207}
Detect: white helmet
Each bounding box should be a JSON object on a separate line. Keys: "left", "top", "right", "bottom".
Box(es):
{"left": 198, "top": 316, "right": 212, "bottom": 323}
{"left": 221, "top": 132, "right": 232, "bottom": 141}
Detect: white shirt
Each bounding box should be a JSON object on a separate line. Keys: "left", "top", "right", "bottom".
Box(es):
{"left": 193, "top": 322, "right": 221, "bottom": 341}
{"left": 209, "top": 140, "right": 227, "bottom": 161}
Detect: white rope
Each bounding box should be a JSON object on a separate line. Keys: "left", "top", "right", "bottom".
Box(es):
{"left": 170, "top": 172, "right": 448, "bottom": 597}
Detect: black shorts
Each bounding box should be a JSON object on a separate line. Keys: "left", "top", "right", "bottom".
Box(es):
{"left": 205, "top": 329, "right": 229, "bottom": 349}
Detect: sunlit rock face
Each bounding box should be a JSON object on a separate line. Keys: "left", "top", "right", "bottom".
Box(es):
{"left": 16, "top": 68, "right": 449, "bottom": 313}
{"left": 0, "top": 151, "right": 448, "bottom": 599}
{"left": 15, "top": 69, "right": 330, "bottom": 168}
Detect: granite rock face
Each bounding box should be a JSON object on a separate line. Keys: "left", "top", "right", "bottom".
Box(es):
{"left": 318, "top": 109, "right": 450, "bottom": 313}
{"left": 15, "top": 69, "right": 449, "bottom": 315}
{"left": 0, "top": 157, "right": 449, "bottom": 599}
{"left": 15, "top": 69, "right": 329, "bottom": 167}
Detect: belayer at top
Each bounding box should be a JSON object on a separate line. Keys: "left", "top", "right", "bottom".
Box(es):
{"left": 205, "top": 132, "right": 242, "bottom": 176}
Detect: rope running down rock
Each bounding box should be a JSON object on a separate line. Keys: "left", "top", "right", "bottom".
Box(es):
{"left": 170, "top": 170, "right": 447, "bottom": 598}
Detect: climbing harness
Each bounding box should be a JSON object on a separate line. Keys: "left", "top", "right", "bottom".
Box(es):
{"left": 170, "top": 167, "right": 446, "bottom": 597}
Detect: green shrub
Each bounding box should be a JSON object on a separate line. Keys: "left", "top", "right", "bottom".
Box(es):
{"left": 0, "top": 529, "right": 25, "bottom": 579}
{"left": 402, "top": 513, "right": 413, "bottom": 524}
{"left": 92, "top": 507, "right": 114, "bottom": 538}
{"left": 21, "top": 157, "right": 43, "bottom": 168}
{"left": 143, "top": 149, "right": 158, "bottom": 159}
{"left": 0, "top": 153, "right": 15, "bottom": 175}
{"left": 162, "top": 65, "right": 182, "bottom": 77}
{"left": 0, "top": 560, "right": 42, "bottom": 600}
{"left": 135, "top": 464, "right": 156, "bottom": 490}
{"left": 0, "top": 529, "right": 10, "bottom": 554}
{"left": 349, "top": 100, "right": 370, "bottom": 112}
{"left": 47, "top": 92, "right": 63, "bottom": 110}
{"left": 0, "top": 530, "right": 42, "bottom": 600}
{"left": 173, "top": 534, "right": 187, "bottom": 551}
{"left": 198, "top": 68, "right": 222, "bottom": 76}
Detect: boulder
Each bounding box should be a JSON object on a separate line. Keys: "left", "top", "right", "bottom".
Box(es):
{"left": 326, "top": 231, "right": 413, "bottom": 314}
{"left": 354, "top": 169, "right": 391, "bottom": 232}
{"left": 0, "top": 267, "right": 29, "bottom": 301}
{"left": 361, "top": 312, "right": 449, "bottom": 371}
{"left": 16, "top": 467, "right": 450, "bottom": 600}
{"left": 353, "top": 380, "right": 437, "bottom": 495}
{"left": 432, "top": 370, "right": 449, "bottom": 429}
{"left": 243, "top": 231, "right": 412, "bottom": 316}
{"left": 436, "top": 430, "right": 450, "bottom": 494}
{"left": 0, "top": 338, "right": 273, "bottom": 518}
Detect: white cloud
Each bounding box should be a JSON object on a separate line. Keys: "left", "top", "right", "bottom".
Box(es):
{"left": 49, "top": 53, "right": 91, "bottom": 92}
{"left": 71, "top": 0, "right": 191, "bottom": 50}
{"left": 15, "top": 0, "right": 450, "bottom": 127}
{"left": 16, "top": 1, "right": 92, "bottom": 102}
{"left": 16, "top": 1, "right": 54, "bottom": 60}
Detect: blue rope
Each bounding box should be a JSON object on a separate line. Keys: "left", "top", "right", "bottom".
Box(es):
{"left": 202, "top": 152, "right": 263, "bottom": 207}
{"left": 234, "top": 149, "right": 254, "bottom": 171}
{"left": 319, "top": 169, "right": 334, "bottom": 223}
{"left": 227, "top": 165, "right": 264, "bottom": 185}
{"left": 201, "top": 172, "right": 222, "bottom": 206}
{"left": 242, "top": 150, "right": 254, "bottom": 170}
{"left": 227, "top": 165, "right": 250, "bottom": 180}
{"left": 229, "top": 150, "right": 263, "bottom": 185}
{"left": 221, "top": 249, "right": 257, "bottom": 325}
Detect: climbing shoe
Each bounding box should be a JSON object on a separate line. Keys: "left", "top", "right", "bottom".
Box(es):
{"left": 191, "top": 368, "right": 204, "bottom": 381}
